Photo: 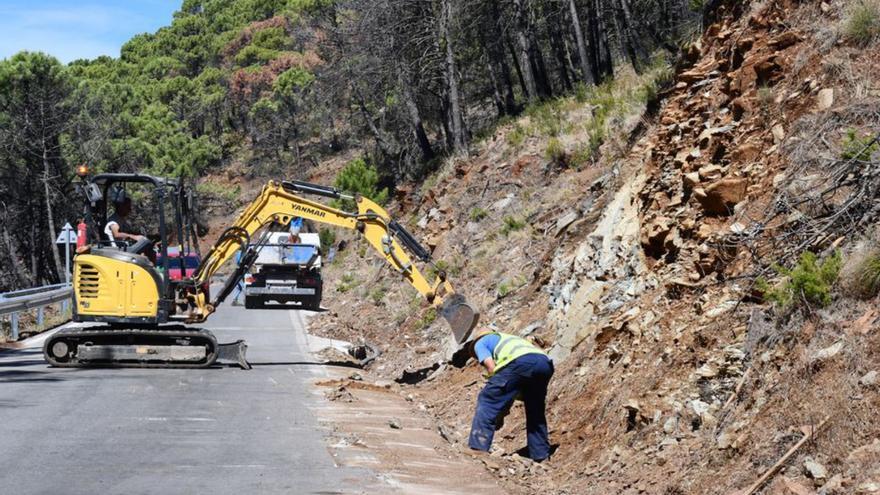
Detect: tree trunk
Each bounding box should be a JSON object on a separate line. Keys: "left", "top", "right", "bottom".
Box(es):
{"left": 548, "top": 18, "right": 573, "bottom": 92}
{"left": 398, "top": 68, "right": 435, "bottom": 161}
{"left": 354, "top": 88, "right": 395, "bottom": 160}
{"left": 506, "top": 36, "right": 529, "bottom": 99}
{"left": 512, "top": 0, "right": 539, "bottom": 102}
{"left": 440, "top": 0, "right": 467, "bottom": 154}
{"left": 617, "top": 0, "right": 650, "bottom": 73}
{"left": 568, "top": 0, "right": 595, "bottom": 85}
{"left": 1, "top": 222, "right": 33, "bottom": 287}
{"left": 41, "top": 137, "right": 62, "bottom": 279}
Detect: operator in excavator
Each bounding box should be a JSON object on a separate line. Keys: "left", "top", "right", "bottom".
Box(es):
{"left": 466, "top": 326, "right": 554, "bottom": 462}
{"left": 104, "top": 189, "right": 156, "bottom": 264}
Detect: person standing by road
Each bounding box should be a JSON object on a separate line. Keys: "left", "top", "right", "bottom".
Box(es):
{"left": 467, "top": 327, "right": 554, "bottom": 461}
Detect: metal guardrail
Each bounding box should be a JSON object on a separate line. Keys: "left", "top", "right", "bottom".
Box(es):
{"left": 0, "top": 283, "right": 72, "bottom": 341}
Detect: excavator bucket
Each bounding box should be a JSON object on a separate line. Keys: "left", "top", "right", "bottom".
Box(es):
{"left": 439, "top": 294, "right": 479, "bottom": 344}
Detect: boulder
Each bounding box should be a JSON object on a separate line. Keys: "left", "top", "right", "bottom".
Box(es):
{"left": 683, "top": 172, "right": 701, "bottom": 190}
{"left": 859, "top": 370, "right": 879, "bottom": 387}
{"left": 804, "top": 456, "right": 828, "bottom": 483}
{"left": 698, "top": 164, "right": 724, "bottom": 181}
{"left": 817, "top": 88, "right": 834, "bottom": 110}
{"left": 696, "top": 178, "right": 749, "bottom": 216}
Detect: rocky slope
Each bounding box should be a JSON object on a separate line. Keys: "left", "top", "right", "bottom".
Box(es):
{"left": 309, "top": 0, "right": 880, "bottom": 493}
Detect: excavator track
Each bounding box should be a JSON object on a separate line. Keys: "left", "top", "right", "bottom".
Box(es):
{"left": 43, "top": 326, "right": 250, "bottom": 369}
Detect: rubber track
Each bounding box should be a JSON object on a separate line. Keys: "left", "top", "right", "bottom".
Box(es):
{"left": 43, "top": 326, "right": 219, "bottom": 369}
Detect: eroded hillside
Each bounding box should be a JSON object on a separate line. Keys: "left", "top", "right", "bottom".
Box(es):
{"left": 309, "top": 0, "right": 880, "bottom": 493}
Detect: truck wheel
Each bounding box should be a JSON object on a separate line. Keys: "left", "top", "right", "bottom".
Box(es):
{"left": 245, "top": 298, "right": 262, "bottom": 310}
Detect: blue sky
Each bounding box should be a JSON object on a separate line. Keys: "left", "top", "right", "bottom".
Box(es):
{"left": 0, "top": 1, "right": 181, "bottom": 63}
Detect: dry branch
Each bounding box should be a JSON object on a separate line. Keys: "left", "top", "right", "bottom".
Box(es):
{"left": 735, "top": 415, "right": 831, "bottom": 495}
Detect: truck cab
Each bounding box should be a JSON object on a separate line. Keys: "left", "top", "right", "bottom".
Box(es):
{"left": 244, "top": 232, "right": 323, "bottom": 310}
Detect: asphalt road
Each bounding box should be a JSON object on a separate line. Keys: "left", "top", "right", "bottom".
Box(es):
{"left": 0, "top": 305, "right": 370, "bottom": 495}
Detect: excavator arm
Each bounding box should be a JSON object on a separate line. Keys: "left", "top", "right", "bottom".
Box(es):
{"left": 184, "top": 180, "right": 478, "bottom": 343}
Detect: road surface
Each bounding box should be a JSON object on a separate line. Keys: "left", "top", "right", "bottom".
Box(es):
{"left": 0, "top": 304, "right": 371, "bottom": 494}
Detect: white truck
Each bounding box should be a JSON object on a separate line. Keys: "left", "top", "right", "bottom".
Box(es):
{"left": 244, "top": 231, "right": 323, "bottom": 310}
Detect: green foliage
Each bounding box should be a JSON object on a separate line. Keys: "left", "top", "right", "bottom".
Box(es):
{"left": 196, "top": 181, "right": 241, "bottom": 202}
{"left": 841, "top": 128, "right": 879, "bottom": 161}
{"left": 274, "top": 67, "right": 314, "bottom": 97}
{"left": 844, "top": 0, "right": 880, "bottom": 45}
{"left": 417, "top": 307, "right": 437, "bottom": 329}
{"left": 501, "top": 216, "right": 526, "bottom": 236}
{"left": 526, "top": 99, "right": 565, "bottom": 137}
{"left": 469, "top": 207, "right": 488, "bottom": 222}
{"left": 336, "top": 273, "right": 359, "bottom": 293}
{"left": 756, "top": 85, "right": 774, "bottom": 108}
{"left": 689, "top": 0, "right": 705, "bottom": 12}
{"left": 545, "top": 137, "right": 566, "bottom": 165}
{"left": 850, "top": 249, "right": 880, "bottom": 298}
{"left": 369, "top": 285, "right": 387, "bottom": 305}
{"left": 496, "top": 276, "right": 526, "bottom": 298}
{"left": 757, "top": 251, "right": 842, "bottom": 309}
{"left": 507, "top": 123, "right": 527, "bottom": 148}
{"left": 333, "top": 157, "right": 389, "bottom": 210}
{"left": 318, "top": 227, "right": 336, "bottom": 254}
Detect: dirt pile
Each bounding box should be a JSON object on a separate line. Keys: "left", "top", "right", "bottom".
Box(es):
{"left": 308, "top": 0, "right": 880, "bottom": 493}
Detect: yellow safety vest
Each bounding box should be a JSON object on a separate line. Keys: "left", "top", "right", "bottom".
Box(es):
{"left": 491, "top": 332, "right": 547, "bottom": 372}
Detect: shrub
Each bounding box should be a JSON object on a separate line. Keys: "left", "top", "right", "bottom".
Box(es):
{"left": 417, "top": 307, "right": 437, "bottom": 329}
{"left": 844, "top": 0, "right": 880, "bottom": 45}
{"left": 843, "top": 246, "right": 880, "bottom": 298}
{"left": 469, "top": 207, "right": 488, "bottom": 222}
{"left": 507, "top": 123, "right": 527, "bottom": 148}
{"left": 526, "top": 100, "right": 564, "bottom": 137}
{"left": 369, "top": 286, "right": 387, "bottom": 305}
{"left": 757, "top": 251, "right": 842, "bottom": 309}
{"left": 336, "top": 273, "right": 359, "bottom": 293}
{"left": 196, "top": 181, "right": 241, "bottom": 202}
{"left": 756, "top": 85, "right": 774, "bottom": 109}
{"left": 333, "top": 157, "right": 389, "bottom": 211}
{"left": 841, "top": 128, "right": 879, "bottom": 161}
{"left": 318, "top": 227, "right": 336, "bottom": 255}
{"left": 545, "top": 137, "right": 566, "bottom": 165}
{"left": 501, "top": 216, "right": 526, "bottom": 236}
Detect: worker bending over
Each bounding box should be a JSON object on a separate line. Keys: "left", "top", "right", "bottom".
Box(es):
{"left": 467, "top": 328, "right": 554, "bottom": 461}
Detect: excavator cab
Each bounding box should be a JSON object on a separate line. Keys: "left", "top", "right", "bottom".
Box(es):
{"left": 72, "top": 173, "right": 202, "bottom": 325}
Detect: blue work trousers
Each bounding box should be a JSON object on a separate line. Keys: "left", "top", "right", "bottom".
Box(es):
{"left": 468, "top": 353, "right": 554, "bottom": 460}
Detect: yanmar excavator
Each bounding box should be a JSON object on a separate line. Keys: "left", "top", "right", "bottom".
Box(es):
{"left": 43, "top": 172, "right": 478, "bottom": 369}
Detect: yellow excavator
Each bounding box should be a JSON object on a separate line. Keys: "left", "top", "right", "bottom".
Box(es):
{"left": 43, "top": 172, "right": 478, "bottom": 369}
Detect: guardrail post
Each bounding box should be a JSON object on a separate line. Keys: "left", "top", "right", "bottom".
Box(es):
{"left": 10, "top": 312, "right": 18, "bottom": 341}
{"left": 37, "top": 307, "right": 45, "bottom": 329}
{"left": 62, "top": 300, "right": 69, "bottom": 316}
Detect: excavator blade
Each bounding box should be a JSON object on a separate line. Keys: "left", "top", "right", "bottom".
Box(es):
{"left": 439, "top": 294, "right": 479, "bottom": 344}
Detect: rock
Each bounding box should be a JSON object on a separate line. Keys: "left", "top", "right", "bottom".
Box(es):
{"left": 730, "top": 222, "right": 747, "bottom": 234}
{"left": 696, "top": 363, "right": 718, "bottom": 378}
{"left": 769, "top": 32, "right": 803, "bottom": 49}
{"left": 859, "top": 370, "right": 879, "bottom": 387}
{"left": 819, "top": 475, "right": 843, "bottom": 495}
{"left": 555, "top": 211, "right": 579, "bottom": 237}
{"left": 388, "top": 418, "right": 402, "bottom": 429}
{"left": 820, "top": 2, "right": 831, "bottom": 13}
{"left": 858, "top": 482, "right": 880, "bottom": 493}
{"left": 811, "top": 341, "right": 844, "bottom": 363}
{"left": 663, "top": 416, "right": 678, "bottom": 434}
{"left": 772, "top": 124, "right": 786, "bottom": 143}
{"left": 491, "top": 195, "right": 514, "bottom": 211}
{"left": 781, "top": 476, "right": 818, "bottom": 495}
{"left": 817, "top": 88, "right": 834, "bottom": 110}
{"left": 697, "top": 178, "right": 749, "bottom": 216}
{"left": 683, "top": 172, "right": 701, "bottom": 189}
{"left": 690, "top": 399, "right": 710, "bottom": 416}
{"left": 698, "top": 164, "right": 724, "bottom": 181}
{"left": 803, "top": 456, "right": 828, "bottom": 483}
{"left": 717, "top": 432, "right": 735, "bottom": 449}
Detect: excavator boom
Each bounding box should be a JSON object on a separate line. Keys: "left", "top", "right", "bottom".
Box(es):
{"left": 183, "top": 180, "right": 478, "bottom": 343}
